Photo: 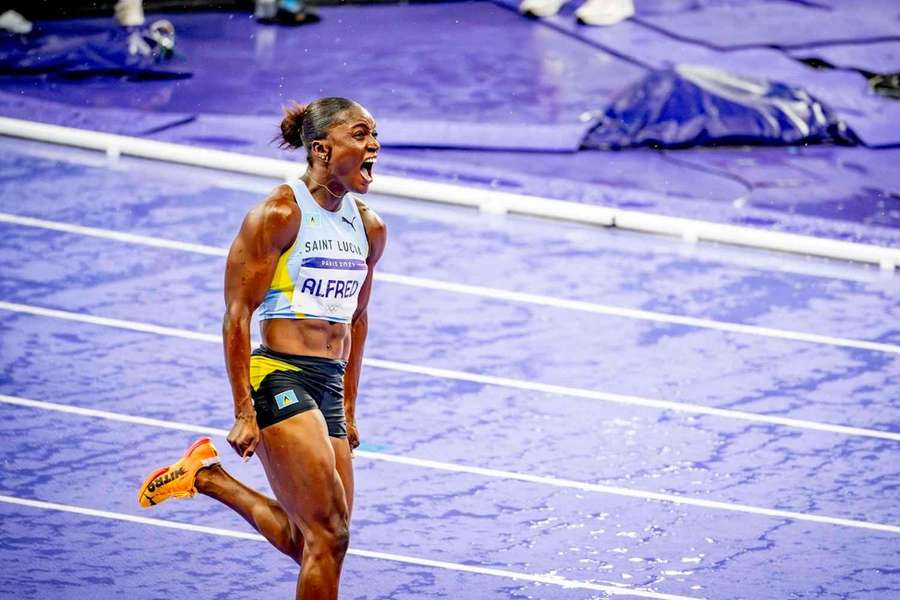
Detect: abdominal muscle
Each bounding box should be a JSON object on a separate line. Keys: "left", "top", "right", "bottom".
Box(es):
{"left": 261, "top": 318, "right": 352, "bottom": 360}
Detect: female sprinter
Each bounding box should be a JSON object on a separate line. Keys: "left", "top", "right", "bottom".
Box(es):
{"left": 137, "top": 97, "right": 386, "bottom": 600}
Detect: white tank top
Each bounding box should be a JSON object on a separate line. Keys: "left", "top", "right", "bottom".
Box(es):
{"left": 257, "top": 180, "right": 369, "bottom": 324}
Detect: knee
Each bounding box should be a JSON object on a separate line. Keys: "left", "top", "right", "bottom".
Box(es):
{"left": 325, "top": 516, "right": 350, "bottom": 557}
{"left": 309, "top": 514, "right": 350, "bottom": 560}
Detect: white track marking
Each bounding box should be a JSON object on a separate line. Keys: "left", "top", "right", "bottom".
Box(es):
{"left": 362, "top": 358, "right": 900, "bottom": 442}
{"left": 0, "top": 212, "right": 228, "bottom": 257}
{"left": 374, "top": 273, "right": 900, "bottom": 355}
{"left": 2, "top": 394, "right": 898, "bottom": 535}
{"left": 1, "top": 211, "right": 897, "bottom": 355}
{"left": 0, "top": 301, "right": 222, "bottom": 343}
{"left": 0, "top": 494, "right": 701, "bottom": 599}
{"left": 0, "top": 394, "right": 224, "bottom": 436}
{"left": 1, "top": 301, "right": 898, "bottom": 442}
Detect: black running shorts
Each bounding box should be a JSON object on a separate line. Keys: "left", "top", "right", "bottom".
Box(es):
{"left": 249, "top": 346, "right": 348, "bottom": 438}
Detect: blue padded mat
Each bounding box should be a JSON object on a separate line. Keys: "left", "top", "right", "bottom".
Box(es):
{"left": 0, "top": 4, "right": 643, "bottom": 151}
{"left": 634, "top": 0, "right": 900, "bottom": 50}
{"left": 788, "top": 41, "right": 900, "bottom": 73}
{"left": 0, "top": 90, "right": 194, "bottom": 138}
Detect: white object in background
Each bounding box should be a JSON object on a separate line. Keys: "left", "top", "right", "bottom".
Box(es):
{"left": 0, "top": 10, "right": 33, "bottom": 34}
{"left": 255, "top": 0, "right": 278, "bottom": 20}
{"left": 127, "top": 30, "right": 151, "bottom": 56}
{"left": 575, "top": 0, "right": 635, "bottom": 26}
{"left": 519, "top": 0, "right": 569, "bottom": 18}
{"left": 115, "top": 0, "right": 145, "bottom": 27}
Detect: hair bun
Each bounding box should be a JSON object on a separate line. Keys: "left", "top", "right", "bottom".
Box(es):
{"left": 279, "top": 102, "right": 307, "bottom": 150}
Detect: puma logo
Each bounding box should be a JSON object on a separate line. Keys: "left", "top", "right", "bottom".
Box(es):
{"left": 341, "top": 216, "right": 357, "bottom": 231}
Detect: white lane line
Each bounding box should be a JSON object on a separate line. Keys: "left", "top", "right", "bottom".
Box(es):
{"left": 2, "top": 300, "right": 898, "bottom": 443}
{"left": 3, "top": 393, "right": 899, "bottom": 535}
{"left": 0, "top": 213, "right": 227, "bottom": 257}
{"left": 361, "top": 357, "right": 900, "bottom": 442}
{"left": 374, "top": 273, "right": 900, "bottom": 355}
{"left": 0, "top": 494, "right": 701, "bottom": 599}
{"left": 2, "top": 211, "right": 897, "bottom": 356}
{"left": 0, "top": 301, "right": 221, "bottom": 343}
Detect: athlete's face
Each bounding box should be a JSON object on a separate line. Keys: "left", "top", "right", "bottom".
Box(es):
{"left": 322, "top": 105, "right": 379, "bottom": 194}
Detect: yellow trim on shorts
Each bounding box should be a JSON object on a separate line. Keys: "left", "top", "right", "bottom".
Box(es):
{"left": 249, "top": 355, "right": 303, "bottom": 391}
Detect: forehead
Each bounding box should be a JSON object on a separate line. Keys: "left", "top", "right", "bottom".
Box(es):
{"left": 336, "top": 105, "right": 376, "bottom": 129}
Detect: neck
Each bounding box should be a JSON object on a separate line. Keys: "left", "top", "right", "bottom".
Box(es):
{"left": 302, "top": 169, "right": 346, "bottom": 211}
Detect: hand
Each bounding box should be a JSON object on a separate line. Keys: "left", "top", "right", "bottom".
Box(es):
{"left": 227, "top": 412, "right": 260, "bottom": 461}
{"left": 346, "top": 419, "right": 360, "bottom": 453}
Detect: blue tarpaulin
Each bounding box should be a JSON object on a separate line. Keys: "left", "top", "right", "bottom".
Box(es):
{"left": 0, "top": 24, "right": 189, "bottom": 79}
{"left": 584, "top": 65, "right": 858, "bottom": 149}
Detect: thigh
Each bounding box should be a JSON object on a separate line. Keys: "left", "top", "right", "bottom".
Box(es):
{"left": 257, "top": 409, "right": 349, "bottom": 528}
{"left": 330, "top": 437, "right": 354, "bottom": 517}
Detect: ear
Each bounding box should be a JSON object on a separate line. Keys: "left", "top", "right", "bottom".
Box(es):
{"left": 311, "top": 140, "right": 331, "bottom": 164}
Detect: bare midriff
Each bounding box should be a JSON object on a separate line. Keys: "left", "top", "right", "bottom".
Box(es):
{"left": 261, "top": 318, "right": 352, "bottom": 360}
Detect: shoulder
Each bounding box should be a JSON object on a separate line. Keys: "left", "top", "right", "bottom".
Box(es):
{"left": 242, "top": 184, "right": 301, "bottom": 250}
{"left": 261, "top": 184, "right": 301, "bottom": 225}
{"left": 353, "top": 196, "right": 386, "bottom": 262}
{"left": 353, "top": 196, "right": 386, "bottom": 240}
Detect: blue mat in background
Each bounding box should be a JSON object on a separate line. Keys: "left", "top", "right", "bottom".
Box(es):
{"left": 787, "top": 41, "right": 900, "bottom": 74}
{"left": 0, "top": 90, "right": 194, "bottom": 137}
{"left": 0, "top": 4, "right": 637, "bottom": 151}
{"left": 164, "top": 113, "right": 597, "bottom": 151}
{"left": 633, "top": 0, "right": 900, "bottom": 50}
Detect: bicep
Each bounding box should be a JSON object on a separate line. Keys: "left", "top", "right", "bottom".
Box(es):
{"left": 353, "top": 220, "right": 386, "bottom": 320}
{"left": 224, "top": 212, "right": 286, "bottom": 313}
{"left": 353, "top": 271, "right": 375, "bottom": 322}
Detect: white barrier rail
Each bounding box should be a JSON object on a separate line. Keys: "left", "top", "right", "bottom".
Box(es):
{"left": 1, "top": 116, "right": 897, "bottom": 269}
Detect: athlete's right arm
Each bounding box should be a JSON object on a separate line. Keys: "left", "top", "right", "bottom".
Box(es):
{"left": 222, "top": 186, "right": 299, "bottom": 459}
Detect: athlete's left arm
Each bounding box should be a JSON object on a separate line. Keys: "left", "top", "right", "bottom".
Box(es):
{"left": 344, "top": 199, "right": 387, "bottom": 451}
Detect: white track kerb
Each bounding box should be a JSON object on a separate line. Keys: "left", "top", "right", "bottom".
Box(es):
{"left": 1, "top": 116, "right": 898, "bottom": 269}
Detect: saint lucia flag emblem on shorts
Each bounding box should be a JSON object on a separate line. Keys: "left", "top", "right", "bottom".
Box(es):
{"left": 274, "top": 389, "right": 299, "bottom": 410}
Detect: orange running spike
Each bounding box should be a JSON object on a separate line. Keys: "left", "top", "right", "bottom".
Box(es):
{"left": 137, "top": 437, "right": 220, "bottom": 508}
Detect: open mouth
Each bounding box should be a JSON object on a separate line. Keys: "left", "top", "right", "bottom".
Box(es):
{"left": 360, "top": 157, "right": 376, "bottom": 183}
